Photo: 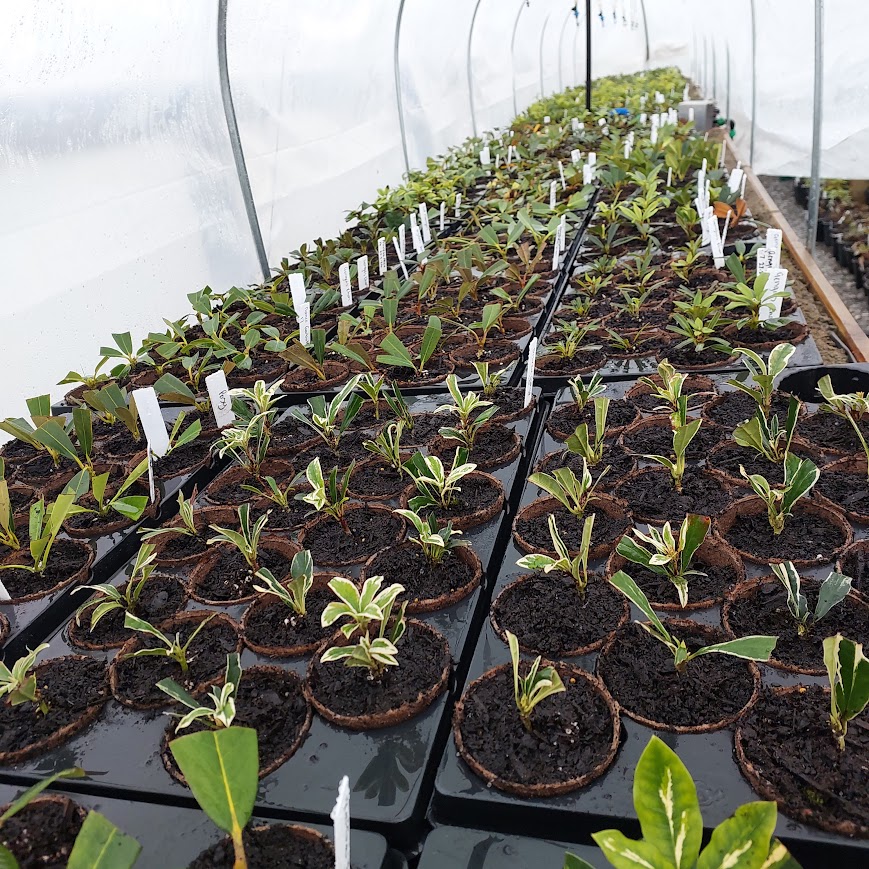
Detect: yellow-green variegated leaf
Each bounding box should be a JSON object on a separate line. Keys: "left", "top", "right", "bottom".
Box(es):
{"left": 592, "top": 829, "right": 673, "bottom": 869}
{"left": 696, "top": 801, "right": 778, "bottom": 869}
{"left": 632, "top": 736, "right": 702, "bottom": 869}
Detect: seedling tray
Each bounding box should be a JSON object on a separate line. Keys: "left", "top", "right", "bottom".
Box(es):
{"left": 432, "top": 367, "right": 869, "bottom": 865}
{"left": 0, "top": 781, "right": 401, "bottom": 869}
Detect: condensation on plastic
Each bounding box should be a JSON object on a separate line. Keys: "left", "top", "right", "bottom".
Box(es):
{"left": 225, "top": 0, "right": 406, "bottom": 261}
{"left": 0, "top": 1, "right": 260, "bottom": 419}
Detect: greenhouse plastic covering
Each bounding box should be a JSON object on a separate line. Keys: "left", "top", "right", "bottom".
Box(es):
{"left": 1, "top": 0, "right": 866, "bottom": 419}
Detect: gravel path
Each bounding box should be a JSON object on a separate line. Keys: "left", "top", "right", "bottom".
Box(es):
{"left": 760, "top": 176, "right": 869, "bottom": 335}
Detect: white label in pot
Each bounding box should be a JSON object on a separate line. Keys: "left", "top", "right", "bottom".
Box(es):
{"left": 766, "top": 228, "right": 782, "bottom": 267}
{"left": 700, "top": 204, "right": 712, "bottom": 247}
{"left": 331, "top": 776, "right": 351, "bottom": 869}
{"left": 524, "top": 338, "right": 538, "bottom": 407}
{"left": 439, "top": 201, "right": 446, "bottom": 232}
{"left": 588, "top": 152, "right": 596, "bottom": 166}
{"left": 288, "top": 274, "right": 306, "bottom": 312}
{"left": 571, "top": 117, "right": 580, "bottom": 132}
{"left": 583, "top": 162, "right": 593, "bottom": 186}
{"left": 544, "top": 115, "right": 551, "bottom": 124}
{"left": 357, "top": 255, "right": 370, "bottom": 292}
{"left": 419, "top": 203, "right": 431, "bottom": 243}
{"left": 552, "top": 235, "right": 560, "bottom": 271}
{"left": 410, "top": 213, "right": 424, "bottom": 254}
{"left": 558, "top": 161, "right": 566, "bottom": 190}
{"left": 133, "top": 387, "right": 170, "bottom": 458}
{"left": 728, "top": 167, "right": 744, "bottom": 194}
{"left": 571, "top": 148, "right": 581, "bottom": 164}
{"left": 455, "top": 193, "right": 461, "bottom": 218}
{"left": 549, "top": 181, "right": 557, "bottom": 209}
{"left": 640, "top": 112, "right": 647, "bottom": 124}
{"left": 398, "top": 224, "right": 407, "bottom": 260}
{"left": 0, "top": 579, "right": 9, "bottom": 601}
{"left": 205, "top": 370, "right": 235, "bottom": 429}
{"left": 377, "top": 237, "right": 387, "bottom": 275}
{"left": 391, "top": 237, "right": 409, "bottom": 280}
{"left": 297, "top": 301, "right": 311, "bottom": 345}
{"left": 650, "top": 125, "right": 658, "bottom": 145}
{"left": 759, "top": 268, "right": 788, "bottom": 320}
{"left": 338, "top": 263, "right": 352, "bottom": 306}
{"left": 479, "top": 146, "right": 491, "bottom": 166}
{"left": 756, "top": 247, "right": 776, "bottom": 273}
{"left": 708, "top": 212, "right": 725, "bottom": 267}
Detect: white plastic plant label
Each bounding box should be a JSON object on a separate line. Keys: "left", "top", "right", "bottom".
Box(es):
{"left": 479, "top": 146, "right": 491, "bottom": 166}
{"left": 571, "top": 117, "right": 580, "bottom": 132}
{"left": 683, "top": 84, "right": 689, "bottom": 100}
{"left": 720, "top": 212, "right": 732, "bottom": 249}
{"left": 133, "top": 387, "right": 170, "bottom": 458}
{"left": 205, "top": 370, "right": 235, "bottom": 429}
{"left": 760, "top": 268, "right": 788, "bottom": 320}
{"left": 728, "top": 167, "right": 744, "bottom": 193}
{"left": 571, "top": 148, "right": 581, "bottom": 164}
{"left": 708, "top": 213, "right": 726, "bottom": 268}
{"left": 338, "top": 263, "right": 353, "bottom": 306}
{"left": 524, "top": 338, "right": 538, "bottom": 407}
{"left": 297, "top": 301, "right": 311, "bottom": 346}
{"left": 455, "top": 193, "right": 461, "bottom": 218}
{"left": 549, "top": 181, "right": 557, "bottom": 209}
{"left": 598, "top": 117, "right": 606, "bottom": 127}
{"left": 391, "top": 237, "right": 409, "bottom": 280}
{"left": 331, "top": 776, "right": 351, "bottom": 869}
{"left": 377, "top": 237, "right": 387, "bottom": 275}
{"left": 766, "top": 228, "right": 783, "bottom": 267}
{"left": 650, "top": 125, "right": 658, "bottom": 145}
{"left": 582, "top": 163, "right": 593, "bottom": 186}
{"left": 288, "top": 274, "right": 306, "bottom": 311}
{"left": 410, "top": 213, "right": 424, "bottom": 254}
{"left": 666, "top": 167, "right": 672, "bottom": 187}
{"left": 700, "top": 205, "right": 712, "bottom": 247}
{"left": 558, "top": 215, "right": 567, "bottom": 252}
{"left": 558, "top": 161, "right": 566, "bottom": 190}
{"left": 398, "top": 224, "right": 407, "bottom": 260}
{"left": 588, "top": 152, "right": 596, "bottom": 166}
{"left": 544, "top": 115, "right": 551, "bottom": 124}
{"left": 640, "top": 112, "right": 647, "bottom": 125}
{"left": 623, "top": 140, "right": 631, "bottom": 159}
{"left": 0, "top": 579, "right": 9, "bottom": 602}
{"left": 552, "top": 235, "right": 560, "bottom": 272}
{"left": 718, "top": 141, "right": 725, "bottom": 168}
{"left": 495, "top": 152, "right": 500, "bottom": 170}
{"left": 419, "top": 203, "right": 432, "bottom": 244}
{"left": 656, "top": 90, "right": 664, "bottom": 104}
{"left": 357, "top": 255, "right": 370, "bottom": 292}
{"left": 756, "top": 247, "right": 776, "bottom": 273}
{"left": 439, "top": 201, "right": 446, "bottom": 232}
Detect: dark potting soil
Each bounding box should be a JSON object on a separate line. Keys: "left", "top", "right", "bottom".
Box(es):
{"left": 63, "top": 480, "right": 150, "bottom": 534}
{"left": 515, "top": 502, "right": 629, "bottom": 554}
{"left": 0, "top": 439, "right": 38, "bottom": 465}
{"left": 205, "top": 470, "right": 291, "bottom": 506}
{"left": 69, "top": 573, "right": 186, "bottom": 649}
{"left": 429, "top": 423, "right": 518, "bottom": 470}
{"left": 723, "top": 510, "right": 847, "bottom": 563}
{"left": 151, "top": 528, "right": 209, "bottom": 561}
{"left": 419, "top": 474, "right": 502, "bottom": 525}
{"left": 1, "top": 539, "right": 91, "bottom": 599}
{"left": 536, "top": 349, "right": 607, "bottom": 376}
{"left": 547, "top": 399, "right": 639, "bottom": 439}
{"left": 0, "top": 797, "right": 85, "bottom": 868}
{"left": 535, "top": 444, "right": 635, "bottom": 489}
{"left": 602, "top": 332, "right": 670, "bottom": 360}
{"left": 598, "top": 620, "right": 756, "bottom": 728}
{"left": 738, "top": 685, "right": 869, "bottom": 834}
{"left": 840, "top": 546, "right": 869, "bottom": 594}
{"left": 112, "top": 616, "right": 238, "bottom": 706}
{"left": 799, "top": 411, "right": 869, "bottom": 454}
{"left": 815, "top": 469, "right": 869, "bottom": 516}
{"left": 189, "top": 824, "right": 334, "bottom": 869}
{"left": 729, "top": 321, "right": 805, "bottom": 349}
{"left": 451, "top": 341, "right": 519, "bottom": 369}
{"left": 0, "top": 657, "right": 108, "bottom": 756}
{"left": 98, "top": 427, "right": 145, "bottom": 460}
{"left": 614, "top": 469, "right": 732, "bottom": 522}
{"left": 381, "top": 355, "right": 452, "bottom": 385}
{"left": 606, "top": 307, "right": 671, "bottom": 330}
{"left": 270, "top": 416, "right": 318, "bottom": 455}
{"left": 14, "top": 453, "right": 77, "bottom": 487}
{"left": 629, "top": 387, "right": 713, "bottom": 415}
{"left": 350, "top": 459, "right": 407, "bottom": 499}
{"left": 492, "top": 573, "right": 626, "bottom": 656}
{"left": 249, "top": 501, "right": 311, "bottom": 533}
{"left": 705, "top": 390, "right": 795, "bottom": 431}
{"left": 195, "top": 545, "right": 291, "bottom": 602}
{"left": 620, "top": 421, "right": 723, "bottom": 460}
{"left": 293, "top": 429, "right": 374, "bottom": 471}
{"left": 243, "top": 585, "right": 334, "bottom": 652}
{"left": 662, "top": 344, "right": 733, "bottom": 370}
{"left": 480, "top": 387, "right": 531, "bottom": 421}
{"left": 153, "top": 437, "right": 211, "bottom": 478}
{"left": 726, "top": 579, "right": 869, "bottom": 672}
{"left": 457, "top": 665, "right": 615, "bottom": 788}
{"left": 706, "top": 442, "right": 817, "bottom": 483}
{"left": 365, "top": 543, "right": 477, "bottom": 607}
{"left": 342, "top": 400, "right": 389, "bottom": 431}
{"left": 624, "top": 558, "right": 738, "bottom": 608}
{"left": 9, "top": 486, "right": 35, "bottom": 513}
{"left": 302, "top": 509, "right": 403, "bottom": 564}
{"left": 404, "top": 411, "right": 449, "bottom": 446}
{"left": 308, "top": 621, "right": 448, "bottom": 719}
{"left": 165, "top": 668, "right": 309, "bottom": 779}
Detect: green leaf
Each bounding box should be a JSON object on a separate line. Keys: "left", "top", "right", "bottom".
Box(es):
{"left": 169, "top": 727, "right": 258, "bottom": 839}
{"left": 824, "top": 634, "right": 869, "bottom": 724}
{"left": 0, "top": 844, "right": 18, "bottom": 869}
{"left": 67, "top": 811, "right": 141, "bottom": 869}
{"left": 780, "top": 456, "right": 819, "bottom": 514}
{"left": 32, "top": 420, "right": 79, "bottom": 464}
{"left": 562, "top": 855, "right": 597, "bottom": 869}
{"left": 696, "top": 801, "right": 777, "bottom": 869}
{"left": 72, "top": 407, "right": 93, "bottom": 461}
{"left": 814, "top": 571, "right": 852, "bottom": 622}
{"left": 633, "top": 736, "right": 702, "bottom": 869}
{"left": 377, "top": 333, "right": 415, "bottom": 370}
{"left": 609, "top": 570, "right": 671, "bottom": 643}
{"left": 679, "top": 514, "right": 710, "bottom": 569}
{"left": 593, "top": 830, "right": 674, "bottom": 869}
{"left": 0, "top": 768, "right": 86, "bottom": 825}
{"left": 766, "top": 343, "right": 796, "bottom": 379}
{"left": 110, "top": 496, "right": 148, "bottom": 520}
{"left": 418, "top": 316, "right": 442, "bottom": 369}
{"left": 153, "top": 373, "right": 196, "bottom": 403}
{"left": 691, "top": 636, "right": 777, "bottom": 662}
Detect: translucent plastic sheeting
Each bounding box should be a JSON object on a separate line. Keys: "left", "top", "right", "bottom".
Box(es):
{"left": 226, "top": 0, "right": 406, "bottom": 261}
{"left": 0, "top": 1, "right": 260, "bottom": 420}
{"left": 513, "top": 0, "right": 554, "bottom": 113}
{"left": 398, "top": 0, "right": 476, "bottom": 170}
{"left": 469, "top": 0, "right": 519, "bottom": 134}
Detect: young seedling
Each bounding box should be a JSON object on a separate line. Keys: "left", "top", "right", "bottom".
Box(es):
{"left": 122, "top": 611, "right": 216, "bottom": 675}
{"left": 472, "top": 362, "right": 513, "bottom": 401}
{"left": 507, "top": 630, "right": 565, "bottom": 732}
{"left": 279, "top": 331, "right": 333, "bottom": 381}
{"left": 616, "top": 514, "right": 710, "bottom": 608}
{"left": 404, "top": 449, "right": 477, "bottom": 512}
{"left": 207, "top": 503, "right": 270, "bottom": 572}
{"left": 0, "top": 492, "right": 78, "bottom": 579}
{"left": 517, "top": 513, "right": 595, "bottom": 595}
{"left": 63, "top": 458, "right": 150, "bottom": 525}
{"left": 544, "top": 321, "right": 602, "bottom": 362}
{"left": 377, "top": 316, "right": 442, "bottom": 375}
{"left": 528, "top": 460, "right": 608, "bottom": 517}
{"left": 450, "top": 303, "right": 504, "bottom": 360}
{"left": 363, "top": 421, "right": 405, "bottom": 476}
{"left": 291, "top": 374, "right": 363, "bottom": 451}
{"left": 0, "top": 460, "right": 20, "bottom": 551}
{"left": 0, "top": 395, "right": 62, "bottom": 467}
{"left": 823, "top": 634, "right": 869, "bottom": 751}
{"left": 668, "top": 310, "right": 732, "bottom": 356}
{"left": 74, "top": 542, "right": 160, "bottom": 631}
{"left": 564, "top": 735, "right": 798, "bottom": 869}
{"left": 213, "top": 415, "right": 270, "bottom": 478}
{"left": 0, "top": 644, "right": 50, "bottom": 713}
{"left": 718, "top": 271, "right": 790, "bottom": 330}
{"left": 609, "top": 570, "right": 777, "bottom": 673}
{"left": 741, "top": 453, "right": 820, "bottom": 535}
{"left": 300, "top": 457, "right": 354, "bottom": 532}
{"left": 817, "top": 374, "right": 869, "bottom": 476}
{"left": 394, "top": 508, "right": 467, "bottom": 564}
{"left": 436, "top": 375, "right": 498, "bottom": 452}
{"left": 726, "top": 343, "right": 796, "bottom": 417}
{"left": 643, "top": 400, "right": 701, "bottom": 492}
{"left": 383, "top": 383, "right": 415, "bottom": 430}
{"left": 565, "top": 396, "right": 609, "bottom": 466}
{"left": 566, "top": 372, "right": 606, "bottom": 412}
{"left": 637, "top": 359, "right": 689, "bottom": 424}
{"left": 140, "top": 489, "right": 199, "bottom": 543}
{"left": 253, "top": 549, "right": 315, "bottom": 617}
{"left": 772, "top": 561, "right": 852, "bottom": 638}
{"left": 82, "top": 383, "right": 141, "bottom": 441}
{"left": 733, "top": 397, "right": 801, "bottom": 463}
{"left": 158, "top": 652, "right": 241, "bottom": 731}
{"left": 355, "top": 372, "right": 388, "bottom": 419}
{"left": 320, "top": 575, "right": 407, "bottom": 677}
